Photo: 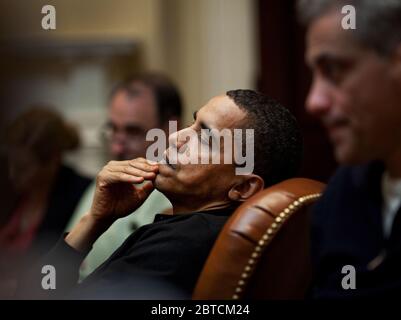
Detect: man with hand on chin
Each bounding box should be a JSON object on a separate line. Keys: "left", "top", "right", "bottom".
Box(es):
{"left": 17, "top": 90, "right": 302, "bottom": 299}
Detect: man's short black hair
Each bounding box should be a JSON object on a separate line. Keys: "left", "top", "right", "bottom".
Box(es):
{"left": 110, "top": 72, "right": 183, "bottom": 124}
{"left": 226, "top": 89, "right": 303, "bottom": 188}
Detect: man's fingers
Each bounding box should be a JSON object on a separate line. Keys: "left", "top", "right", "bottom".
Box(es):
{"left": 98, "top": 170, "right": 144, "bottom": 185}
{"left": 129, "top": 158, "right": 159, "bottom": 172}
{"left": 99, "top": 158, "right": 159, "bottom": 187}
{"left": 137, "top": 181, "right": 155, "bottom": 200}
{"left": 105, "top": 158, "right": 159, "bottom": 173}
{"left": 108, "top": 165, "right": 157, "bottom": 179}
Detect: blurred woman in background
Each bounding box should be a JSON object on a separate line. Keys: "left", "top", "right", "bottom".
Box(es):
{"left": 0, "top": 107, "right": 91, "bottom": 298}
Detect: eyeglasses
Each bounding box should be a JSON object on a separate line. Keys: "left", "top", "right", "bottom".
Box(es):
{"left": 100, "top": 122, "right": 148, "bottom": 143}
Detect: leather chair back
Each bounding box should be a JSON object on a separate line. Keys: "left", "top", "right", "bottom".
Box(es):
{"left": 193, "top": 178, "right": 325, "bottom": 299}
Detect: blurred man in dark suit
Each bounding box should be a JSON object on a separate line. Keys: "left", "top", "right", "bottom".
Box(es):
{"left": 298, "top": 0, "right": 401, "bottom": 298}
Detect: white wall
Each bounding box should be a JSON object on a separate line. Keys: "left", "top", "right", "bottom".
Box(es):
{"left": 161, "top": 0, "right": 258, "bottom": 123}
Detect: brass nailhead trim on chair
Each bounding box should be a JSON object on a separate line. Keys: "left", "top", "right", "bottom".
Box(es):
{"left": 231, "top": 193, "right": 321, "bottom": 300}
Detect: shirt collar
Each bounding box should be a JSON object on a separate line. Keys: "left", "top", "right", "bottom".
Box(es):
{"left": 153, "top": 205, "right": 237, "bottom": 223}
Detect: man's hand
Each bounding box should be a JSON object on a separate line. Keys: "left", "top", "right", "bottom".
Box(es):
{"left": 89, "top": 158, "right": 159, "bottom": 223}
{"left": 65, "top": 158, "right": 159, "bottom": 252}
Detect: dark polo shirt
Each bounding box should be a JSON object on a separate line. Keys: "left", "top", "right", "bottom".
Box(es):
{"left": 17, "top": 207, "right": 234, "bottom": 299}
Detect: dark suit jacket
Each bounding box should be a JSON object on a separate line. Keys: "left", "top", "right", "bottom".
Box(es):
{"left": 311, "top": 161, "right": 401, "bottom": 298}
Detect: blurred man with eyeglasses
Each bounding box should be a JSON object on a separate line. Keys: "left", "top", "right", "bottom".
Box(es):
{"left": 66, "top": 72, "right": 182, "bottom": 279}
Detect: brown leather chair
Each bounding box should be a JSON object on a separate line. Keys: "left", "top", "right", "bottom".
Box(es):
{"left": 193, "top": 178, "right": 325, "bottom": 300}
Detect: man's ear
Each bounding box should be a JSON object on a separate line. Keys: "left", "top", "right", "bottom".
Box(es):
{"left": 228, "top": 174, "right": 264, "bottom": 202}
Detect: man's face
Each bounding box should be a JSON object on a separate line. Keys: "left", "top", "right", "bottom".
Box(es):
{"left": 305, "top": 12, "right": 401, "bottom": 164}
{"left": 154, "top": 95, "right": 247, "bottom": 208}
{"left": 106, "top": 84, "right": 159, "bottom": 160}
